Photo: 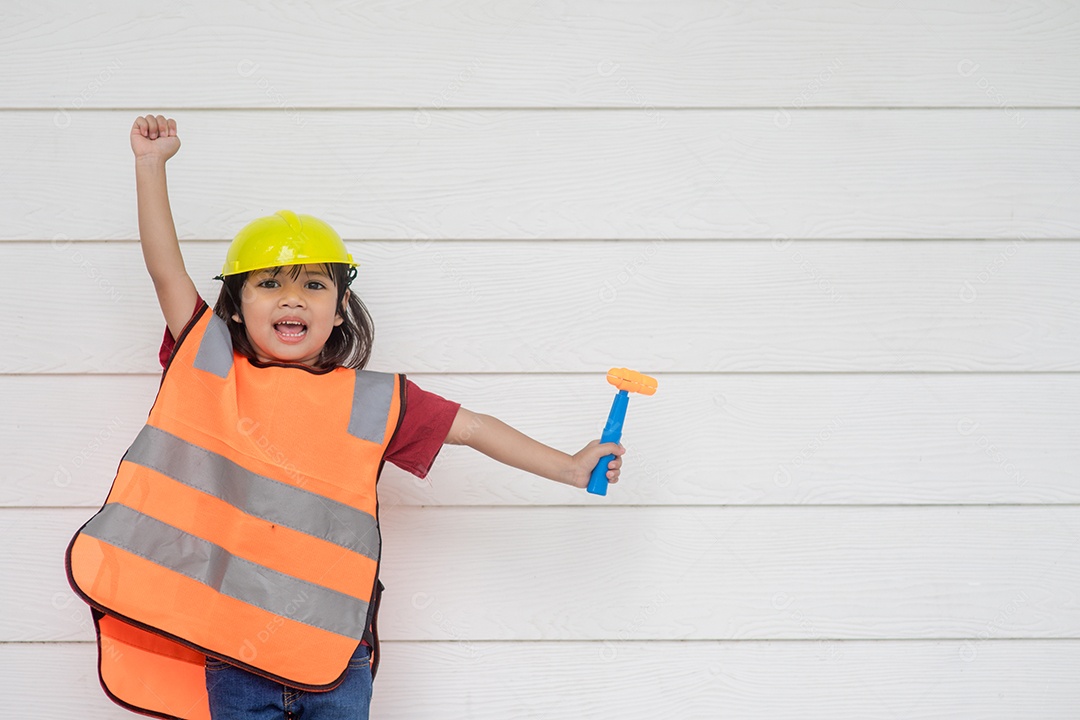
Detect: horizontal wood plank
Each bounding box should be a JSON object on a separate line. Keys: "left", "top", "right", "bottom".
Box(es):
{"left": 5, "top": 373, "right": 1077, "bottom": 508}
{"left": 3, "top": 110, "right": 1079, "bottom": 241}
{"left": 13, "top": 506, "right": 1078, "bottom": 642}
{"left": 4, "top": 240, "right": 1078, "bottom": 374}
{"left": 7, "top": 2, "right": 1079, "bottom": 716}
{"left": 7, "top": 640, "right": 1080, "bottom": 719}
{"left": 5, "top": 0, "right": 1079, "bottom": 108}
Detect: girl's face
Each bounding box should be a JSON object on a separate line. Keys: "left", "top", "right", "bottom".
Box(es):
{"left": 232, "top": 264, "right": 347, "bottom": 367}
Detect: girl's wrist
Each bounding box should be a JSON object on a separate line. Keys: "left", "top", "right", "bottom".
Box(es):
{"left": 558, "top": 454, "right": 582, "bottom": 487}
{"left": 135, "top": 156, "right": 168, "bottom": 170}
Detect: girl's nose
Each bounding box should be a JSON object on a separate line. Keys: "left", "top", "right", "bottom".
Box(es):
{"left": 279, "top": 286, "right": 305, "bottom": 306}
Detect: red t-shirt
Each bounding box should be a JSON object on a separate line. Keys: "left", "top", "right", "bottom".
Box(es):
{"left": 158, "top": 298, "right": 461, "bottom": 479}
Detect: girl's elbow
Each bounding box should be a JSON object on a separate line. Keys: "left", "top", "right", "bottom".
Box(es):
{"left": 447, "top": 407, "right": 486, "bottom": 446}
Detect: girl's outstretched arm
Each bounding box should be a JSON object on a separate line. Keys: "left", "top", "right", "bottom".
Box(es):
{"left": 445, "top": 407, "right": 625, "bottom": 489}
{"left": 132, "top": 115, "right": 199, "bottom": 339}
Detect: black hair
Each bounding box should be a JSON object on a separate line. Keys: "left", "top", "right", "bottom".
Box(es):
{"left": 213, "top": 263, "right": 374, "bottom": 370}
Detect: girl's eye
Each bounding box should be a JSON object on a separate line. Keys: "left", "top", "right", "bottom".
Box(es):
{"left": 305, "top": 281, "right": 326, "bottom": 290}
{"left": 258, "top": 279, "right": 280, "bottom": 288}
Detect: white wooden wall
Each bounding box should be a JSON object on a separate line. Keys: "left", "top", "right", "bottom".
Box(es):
{"left": 3, "top": 1, "right": 1080, "bottom": 717}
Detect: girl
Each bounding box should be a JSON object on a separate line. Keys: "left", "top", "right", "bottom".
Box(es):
{"left": 65, "top": 115, "right": 626, "bottom": 720}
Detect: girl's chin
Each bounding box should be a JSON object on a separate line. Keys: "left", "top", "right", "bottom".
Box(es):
{"left": 252, "top": 345, "right": 320, "bottom": 367}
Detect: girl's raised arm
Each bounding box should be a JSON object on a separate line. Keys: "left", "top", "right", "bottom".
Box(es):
{"left": 132, "top": 115, "right": 199, "bottom": 340}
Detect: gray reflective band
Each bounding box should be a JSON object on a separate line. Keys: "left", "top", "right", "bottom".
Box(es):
{"left": 348, "top": 371, "right": 395, "bottom": 443}
{"left": 125, "top": 425, "right": 380, "bottom": 561}
{"left": 82, "top": 504, "right": 369, "bottom": 640}
{"left": 194, "top": 314, "right": 234, "bottom": 378}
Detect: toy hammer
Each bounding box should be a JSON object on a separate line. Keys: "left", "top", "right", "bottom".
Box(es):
{"left": 587, "top": 367, "right": 658, "bottom": 496}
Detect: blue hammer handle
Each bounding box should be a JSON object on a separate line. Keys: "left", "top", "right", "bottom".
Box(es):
{"left": 587, "top": 389, "right": 629, "bottom": 495}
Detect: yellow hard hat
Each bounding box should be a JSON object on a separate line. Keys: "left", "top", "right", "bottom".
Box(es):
{"left": 217, "top": 210, "right": 357, "bottom": 277}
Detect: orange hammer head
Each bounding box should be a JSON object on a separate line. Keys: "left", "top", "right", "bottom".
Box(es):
{"left": 606, "top": 367, "right": 658, "bottom": 396}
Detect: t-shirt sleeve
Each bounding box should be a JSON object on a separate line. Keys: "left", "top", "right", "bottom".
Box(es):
{"left": 159, "top": 296, "right": 209, "bottom": 368}
{"left": 385, "top": 379, "right": 461, "bottom": 480}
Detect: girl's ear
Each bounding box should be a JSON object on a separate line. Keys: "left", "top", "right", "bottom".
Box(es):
{"left": 334, "top": 289, "right": 350, "bottom": 327}
{"left": 232, "top": 313, "right": 243, "bottom": 324}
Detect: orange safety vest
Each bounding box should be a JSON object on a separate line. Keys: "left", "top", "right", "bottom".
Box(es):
{"left": 66, "top": 305, "right": 405, "bottom": 720}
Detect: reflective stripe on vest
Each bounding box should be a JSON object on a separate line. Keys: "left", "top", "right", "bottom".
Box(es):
{"left": 116, "top": 424, "right": 380, "bottom": 560}
{"left": 66, "top": 305, "right": 404, "bottom": 720}
{"left": 81, "top": 503, "right": 371, "bottom": 639}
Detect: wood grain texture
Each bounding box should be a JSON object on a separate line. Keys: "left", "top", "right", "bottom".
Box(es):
{"left": 5, "top": 373, "right": 1077, "bottom": 508}
{"left": 4, "top": 0, "right": 1079, "bottom": 108}
{"left": 3, "top": 110, "right": 1079, "bottom": 241}
{"left": 12, "top": 506, "right": 1077, "bottom": 643}
{"left": 7, "top": 640, "right": 1080, "bottom": 719}
{"left": 4, "top": 1, "right": 1079, "bottom": 716}
{"left": 5, "top": 240, "right": 1078, "bottom": 374}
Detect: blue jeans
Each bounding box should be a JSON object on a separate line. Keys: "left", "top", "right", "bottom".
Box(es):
{"left": 205, "top": 643, "right": 372, "bottom": 719}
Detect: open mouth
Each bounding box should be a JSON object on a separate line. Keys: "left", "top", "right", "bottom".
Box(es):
{"left": 274, "top": 320, "right": 308, "bottom": 342}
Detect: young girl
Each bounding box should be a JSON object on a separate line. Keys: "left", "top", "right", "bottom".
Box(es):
{"left": 66, "top": 115, "right": 626, "bottom": 720}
